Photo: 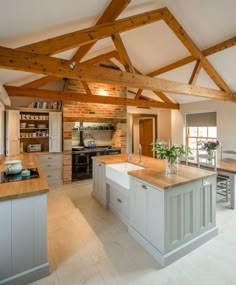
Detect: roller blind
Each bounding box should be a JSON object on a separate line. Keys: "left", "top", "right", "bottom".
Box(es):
{"left": 186, "top": 112, "right": 216, "bottom": 127}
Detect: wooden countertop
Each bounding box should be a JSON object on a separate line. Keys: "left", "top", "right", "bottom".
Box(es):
{"left": 93, "top": 154, "right": 216, "bottom": 190}
{"left": 217, "top": 160, "right": 236, "bottom": 174}
{"left": 0, "top": 153, "right": 49, "bottom": 201}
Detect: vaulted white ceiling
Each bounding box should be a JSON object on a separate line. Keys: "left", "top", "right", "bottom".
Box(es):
{"left": 0, "top": 0, "right": 235, "bottom": 104}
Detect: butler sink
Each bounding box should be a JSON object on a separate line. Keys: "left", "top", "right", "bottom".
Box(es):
{"left": 106, "top": 162, "right": 144, "bottom": 189}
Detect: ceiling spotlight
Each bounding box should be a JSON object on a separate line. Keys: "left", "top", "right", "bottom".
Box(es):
{"left": 69, "top": 61, "right": 77, "bottom": 70}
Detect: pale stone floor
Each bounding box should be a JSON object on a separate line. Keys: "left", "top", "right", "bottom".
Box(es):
{"left": 31, "top": 180, "right": 236, "bottom": 285}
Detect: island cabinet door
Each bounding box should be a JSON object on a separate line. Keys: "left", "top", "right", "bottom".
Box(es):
{"left": 129, "top": 178, "right": 147, "bottom": 236}
{"left": 130, "top": 178, "right": 165, "bottom": 252}
{"left": 195, "top": 176, "right": 216, "bottom": 233}
{"left": 146, "top": 186, "right": 164, "bottom": 253}
{"left": 92, "top": 160, "right": 107, "bottom": 206}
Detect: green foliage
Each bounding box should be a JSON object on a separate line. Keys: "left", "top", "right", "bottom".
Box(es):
{"left": 153, "top": 141, "right": 191, "bottom": 164}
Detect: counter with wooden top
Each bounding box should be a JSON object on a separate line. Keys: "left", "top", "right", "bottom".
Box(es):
{"left": 93, "top": 153, "right": 216, "bottom": 190}
{"left": 92, "top": 153, "right": 218, "bottom": 267}
{"left": 0, "top": 153, "right": 49, "bottom": 201}
{"left": 0, "top": 153, "right": 49, "bottom": 284}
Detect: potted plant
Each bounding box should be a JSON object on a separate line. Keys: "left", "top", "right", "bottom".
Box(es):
{"left": 153, "top": 141, "right": 191, "bottom": 174}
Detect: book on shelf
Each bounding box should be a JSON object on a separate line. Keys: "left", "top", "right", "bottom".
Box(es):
{"left": 29, "top": 101, "right": 62, "bottom": 110}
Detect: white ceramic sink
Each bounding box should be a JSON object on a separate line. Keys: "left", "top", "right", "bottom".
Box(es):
{"left": 106, "top": 162, "right": 144, "bottom": 189}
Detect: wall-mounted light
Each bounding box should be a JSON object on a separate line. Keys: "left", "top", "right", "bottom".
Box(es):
{"left": 69, "top": 61, "right": 77, "bottom": 70}
{"left": 98, "top": 89, "right": 108, "bottom": 96}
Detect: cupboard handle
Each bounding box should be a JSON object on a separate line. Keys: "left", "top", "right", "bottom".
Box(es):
{"left": 117, "top": 198, "right": 122, "bottom": 203}
{"left": 142, "top": 184, "right": 147, "bottom": 190}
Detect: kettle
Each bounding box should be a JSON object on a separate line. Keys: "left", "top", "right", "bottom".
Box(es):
{"left": 88, "top": 140, "right": 96, "bottom": 148}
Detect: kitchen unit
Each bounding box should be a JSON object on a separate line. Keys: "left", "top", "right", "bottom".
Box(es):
{"left": 6, "top": 109, "right": 62, "bottom": 155}
{"left": 0, "top": 154, "right": 49, "bottom": 285}
{"left": 92, "top": 154, "right": 218, "bottom": 267}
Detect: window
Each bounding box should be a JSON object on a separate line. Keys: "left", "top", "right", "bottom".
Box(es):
{"left": 185, "top": 112, "right": 217, "bottom": 161}
{"left": 186, "top": 126, "right": 217, "bottom": 160}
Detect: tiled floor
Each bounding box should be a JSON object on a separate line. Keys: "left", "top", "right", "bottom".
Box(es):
{"left": 32, "top": 180, "right": 236, "bottom": 285}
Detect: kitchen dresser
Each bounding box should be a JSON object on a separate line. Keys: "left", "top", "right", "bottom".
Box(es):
{"left": 5, "top": 108, "right": 62, "bottom": 155}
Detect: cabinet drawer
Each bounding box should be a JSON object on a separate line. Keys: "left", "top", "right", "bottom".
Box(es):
{"left": 37, "top": 154, "right": 62, "bottom": 164}
{"left": 44, "top": 169, "right": 62, "bottom": 181}
{"left": 131, "top": 178, "right": 161, "bottom": 193}
{"left": 110, "top": 184, "right": 129, "bottom": 216}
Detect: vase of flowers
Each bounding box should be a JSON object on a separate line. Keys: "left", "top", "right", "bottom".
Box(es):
{"left": 201, "top": 140, "right": 219, "bottom": 161}
{"left": 153, "top": 141, "right": 191, "bottom": 175}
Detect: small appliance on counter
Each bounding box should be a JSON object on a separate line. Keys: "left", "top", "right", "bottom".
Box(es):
{"left": 27, "top": 144, "right": 41, "bottom": 152}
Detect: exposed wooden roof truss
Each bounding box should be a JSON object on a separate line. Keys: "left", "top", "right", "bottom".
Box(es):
{"left": 0, "top": 1, "right": 235, "bottom": 109}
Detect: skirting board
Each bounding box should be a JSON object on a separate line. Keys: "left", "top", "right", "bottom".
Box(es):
{"left": 0, "top": 263, "right": 49, "bottom": 285}
{"left": 128, "top": 226, "right": 218, "bottom": 267}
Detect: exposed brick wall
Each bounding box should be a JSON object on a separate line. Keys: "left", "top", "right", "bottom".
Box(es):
{"left": 62, "top": 80, "right": 127, "bottom": 183}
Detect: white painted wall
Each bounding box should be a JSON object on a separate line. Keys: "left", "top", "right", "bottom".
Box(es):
{"left": 172, "top": 100, "right": 236, "bottom": 152}
{"left": 171, "top": 109, "right": 184, "bottom": 145}
{"left": 158, "top": 110, "right": 171, "bottom": 143}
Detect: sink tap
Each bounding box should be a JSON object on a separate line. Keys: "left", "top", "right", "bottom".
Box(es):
{"left": 138, "top": 144, "right": 142, "bottom": 163}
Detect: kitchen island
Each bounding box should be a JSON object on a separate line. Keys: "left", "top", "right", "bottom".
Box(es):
{"left": 0, "top": 154, "right": 49, "bottom": 285}
{"left": 92, "top": 154, "right": 218, "bottom": 266}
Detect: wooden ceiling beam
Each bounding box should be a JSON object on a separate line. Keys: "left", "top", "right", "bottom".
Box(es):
{"left": 128, "top": 89, "right": 162, "bottom": 102}
{"left": 0, "top": 46, "right": 232, "bottom": 101}
{"left": 22, "top": 75, "right": 59, "bottom": 88}
{"left": 111, "top": 32, "right": 135, "bottom": 73}
{"left": 188, "top": 60, "right": 202, "bottom": 85}
{"left": 147, "top": 36, "right": 236, "bottom": 78}
{"left": 19, "top": 50, "right": 118, "bottom": 88}
{"left": 72, "top": 0, "right": 132, "bottom": 62}
{"left": 16, "top": 8, "right": 166, "bottom": 55}
{"left": 81, "top": 81, "right": 92, "bottom": 95}
{"left": 23, "top": 0, "right": 131, "bottom": 88}
{"left": 163, "top": 9, "right": 232, "bottom": 93}
{"left": 5, "top": 86, "right": 179, "bottom": 109}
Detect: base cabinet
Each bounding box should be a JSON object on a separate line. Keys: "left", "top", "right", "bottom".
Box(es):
{"left": 130, "top": 178, "right": 164, "bottom": 252}
{"left": 128, "top": 176, "right": 217, "bottom": 266}
{"left": 108, "top": 181, "right": 129, "bottom": 225}
{"left": 92, "top": 160, "right": 107, "bottom": 207}
{"left": 0, "top": 194, "right": 49, "bottom": 285}
{"left": 37, "top": 153, "right": 63, "bottom": 187}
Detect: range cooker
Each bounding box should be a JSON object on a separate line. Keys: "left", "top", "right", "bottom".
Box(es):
{"left": 72, "top": 147, "right": 121, "bottom": 181}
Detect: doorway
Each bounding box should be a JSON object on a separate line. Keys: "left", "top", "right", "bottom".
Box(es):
{"left": 132, "top": 114, "right": 158, "bottom": 158}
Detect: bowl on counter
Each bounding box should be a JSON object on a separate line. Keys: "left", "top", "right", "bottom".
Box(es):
{"left": 4, "top": 160, "right": 22, "bottom": 175}
{"left": 22, "top": 169, "right": 30, "bottom": 177}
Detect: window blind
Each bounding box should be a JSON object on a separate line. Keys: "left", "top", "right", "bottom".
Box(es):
{"left": 186, "top": 112, "right": 216, "bottom": 127}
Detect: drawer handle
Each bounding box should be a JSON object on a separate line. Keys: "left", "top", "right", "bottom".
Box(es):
{"left": 117, "top": 198, "right": 122, "bottom": 203}
{"left": 142, "top": 185, "right": 147, "bottom": 190}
